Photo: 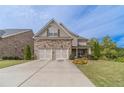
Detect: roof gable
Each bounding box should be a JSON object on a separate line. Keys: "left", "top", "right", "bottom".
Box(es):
{"left": 0, "top": 30, "right": 5, "bottom": 37}
{"left": 59, "top": 23, "right": 88, "bottom": 40}
{"left": 34, "top": 19, "right": 88, "bottom": 40}
{"left": 34, "top": 19, "right": 74, "bottom": 38}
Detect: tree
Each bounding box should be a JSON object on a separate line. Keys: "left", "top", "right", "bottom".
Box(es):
{"left": 116, "top": 48, "right": 124, "bottom": 57}
{"left": 101, "top": 36, "right": 116, "bottom": 49}
{"left": 93, "top": 41, "right": 101, "bottom": 60}
{"left": 88, "top": 38, "right": 101, "bottom": 59}
{"left": 101, "top": 36, "right": 117, "bottom": 59}
{"left": 88, "top": 38, "right": 98, "bottom": 48}
{"left": 88, "top": 38, "right": 98, "bottom": 54}
{"left": 24, "top": 45, "right": 32, "bottom": 60}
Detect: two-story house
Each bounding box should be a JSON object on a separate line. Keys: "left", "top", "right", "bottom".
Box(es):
{"left": 34, "top": 19, "right": 91, "bottom": 60}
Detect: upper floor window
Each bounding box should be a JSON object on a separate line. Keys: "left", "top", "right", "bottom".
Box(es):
{"left": 78, "top": 40, "right": 87, "bottom": 46}
{"left": 47, "top": 27, "right": 60, "bottom": 37}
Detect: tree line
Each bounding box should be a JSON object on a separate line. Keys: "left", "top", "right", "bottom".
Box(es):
{"left": 89, "top": 36, "right": 124, "bottom": 62}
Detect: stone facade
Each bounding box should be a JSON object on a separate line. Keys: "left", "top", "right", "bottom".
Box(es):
{"left": 34, "top": 39, "right": 72, "bottom": 49}
{"left": 0, "top": 31, "right": 34, "bottom": 58}
{"left": 34, "top": 39, "right": 72, "bottom": 59}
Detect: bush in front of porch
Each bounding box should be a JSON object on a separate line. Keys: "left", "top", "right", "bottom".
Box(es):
{"left": 72, "top": 57, "right": 88, "bottom": 64}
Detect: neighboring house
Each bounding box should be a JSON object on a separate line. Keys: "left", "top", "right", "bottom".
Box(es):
{"left": 34, "top": 19, "right": 91, "bottom": 60}
{"left": 0, "top": 29, "right": 34, "bottom": 59}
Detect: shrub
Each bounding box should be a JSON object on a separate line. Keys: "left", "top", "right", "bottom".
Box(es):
{"left": 93, "top": 41, "right": 101, "bottom": 60}
{"left": 99, "top": 55, "right": 108, "bottom": 60}
{"left": 2, "top": 56, "right": 21, "bottom": 60}
{"left": 115, "top": 57, "right": 124, "bottom": 62}
{"left": 2, "top": 56, "right": 7, "bottom": 60}
{"left": 69, "top": 54, "right": 75, "bottom": 60}
{"left": 14, "top": 56, "right": 22, "bottom": 60}
{"left": 24, "top": 45, "right": 32, "bottom": 60}
{"left": 72, "top": 57, "right": 88, "bottom": 64}
{"left": 116, "top": 48, "right": 124, "bottom": 57}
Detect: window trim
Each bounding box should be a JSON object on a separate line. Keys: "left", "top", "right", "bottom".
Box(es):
{"left": 47, "top": 28, "right": 60, "bottom": 37}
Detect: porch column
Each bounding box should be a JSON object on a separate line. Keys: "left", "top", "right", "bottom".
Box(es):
{"left": 76, "top": 48, "right": 78, "bottom": 58}
{"left": 88, "top": 47, "right": 91, "bottom": 55}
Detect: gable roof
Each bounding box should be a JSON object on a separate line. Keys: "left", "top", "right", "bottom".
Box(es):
{"left": 59, "top": 23, "right": 88, "bottom": 40}
{"left": 34, "top": 19, "right": 73, "bottom": 38}
{"left": 0, "top": 30, "right": 5, "bottom": 37}
{"left": 34, "top": 19, "right": 88, "bottom": 40}
{"left": 0, "top": 29, "right": 32, "bottom": 38}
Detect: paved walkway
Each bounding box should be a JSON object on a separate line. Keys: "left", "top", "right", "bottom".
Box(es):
{"left": 0, "top": 60, "right": 94, "bottom": 87}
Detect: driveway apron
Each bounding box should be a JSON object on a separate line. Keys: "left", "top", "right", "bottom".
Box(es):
{"left": 21, "top": 60, "right": 94, "bottom": 87}
{"left": 0, "top": 60, "right": 48, "bottom": 87}
{"left": 0, "top": 60, "right": 94, "bottom": 87}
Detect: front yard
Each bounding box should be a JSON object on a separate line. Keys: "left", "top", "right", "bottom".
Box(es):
{"left": 76, "top": 60, "right": 124, "bottom": 87}
{"left": 0, "top": 60, "right": 29, "bottom": 69}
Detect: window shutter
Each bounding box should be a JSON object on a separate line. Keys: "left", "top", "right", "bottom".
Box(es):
{"left": 58, "top": 29, "right": 60, "bottom": 37}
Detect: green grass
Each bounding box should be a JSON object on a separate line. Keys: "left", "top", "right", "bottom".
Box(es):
{"left": 0, "top": 60, "right": 29, "bottom": 69}
{"left": 76, "top": 60, "right": 124, "bottom": 87}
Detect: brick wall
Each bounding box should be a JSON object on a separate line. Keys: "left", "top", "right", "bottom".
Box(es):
{"left": 0, "top": 31, "right": 34, "bottom": 59}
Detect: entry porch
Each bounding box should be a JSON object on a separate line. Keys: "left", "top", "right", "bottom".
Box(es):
{"left": 72, "top": 46, "right": 91, "bottom": 58}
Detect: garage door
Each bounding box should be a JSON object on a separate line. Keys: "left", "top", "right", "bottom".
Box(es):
{"left": 39, "top": 49, "right": 52, "bottom": 60}
{"left": 55, "top": 49, "right": 69, "bottom": 60}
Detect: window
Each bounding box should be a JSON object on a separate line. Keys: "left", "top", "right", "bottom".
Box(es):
{"left": 47, "top": 27, "right": 59, "bottom": 37}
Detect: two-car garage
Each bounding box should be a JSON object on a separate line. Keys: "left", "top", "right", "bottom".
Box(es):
{"left": 38, "top": 48, "right": 69, "bottom": 60}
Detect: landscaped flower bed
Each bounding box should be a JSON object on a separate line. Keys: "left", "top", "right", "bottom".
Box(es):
{"left": 72, "top": 57, "right": 88, "bottom": 64}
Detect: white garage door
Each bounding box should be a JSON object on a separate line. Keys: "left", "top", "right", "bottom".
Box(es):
{"left": 39, "top": 49, "right": 52, "bottom": 60}
{"left": 55, "top": 49, "right": 69, "bottom": 60}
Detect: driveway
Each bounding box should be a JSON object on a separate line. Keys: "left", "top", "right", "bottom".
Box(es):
{"left": 0, "top": 60, "right": 94, "bottom": 87}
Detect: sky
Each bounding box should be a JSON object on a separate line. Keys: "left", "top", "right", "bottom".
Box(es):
{"left": 0, "top": 5, "right": 124, "bottom": 47}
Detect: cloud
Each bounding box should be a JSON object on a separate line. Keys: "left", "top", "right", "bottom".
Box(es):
{"left": 70, "top": 6, "right": 124, "bottom": 39}
{"left": 0, "top": 5, "right": 124, "bottom": 47}
{"left": 0, "top": 6, "right": 36, "bottom": 28}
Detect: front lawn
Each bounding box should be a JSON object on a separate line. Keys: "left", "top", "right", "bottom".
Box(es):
{"left": 0, "top": 60, "right": 29, "bottom": 69}
{"left": 76, "top": 60, "right": 124, "bottom": 87}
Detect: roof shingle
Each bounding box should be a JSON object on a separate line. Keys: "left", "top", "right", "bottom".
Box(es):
{"left": 0, "top": 29, "right": 32, "bottom": 38}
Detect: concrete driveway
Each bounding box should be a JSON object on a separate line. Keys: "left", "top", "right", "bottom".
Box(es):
{"left": 0, "top": 60, "right": 94, "bottom": 87}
